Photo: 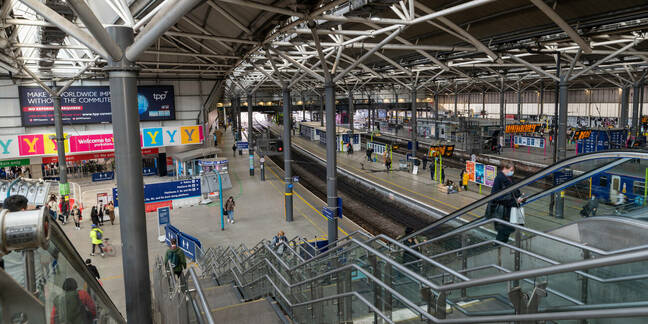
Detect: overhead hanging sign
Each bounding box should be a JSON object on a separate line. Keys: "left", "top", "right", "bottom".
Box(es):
{"left": 505, "top": 124, "right": 542, "bottom": 134}
{"left": 428, "top": 145, "right": 454, "bottom": 158}
{"left": 514, "top": 136, "right": 545, "bottom": 148}
{"left": 19, "top": 85, "right": 176, "bottom": 126}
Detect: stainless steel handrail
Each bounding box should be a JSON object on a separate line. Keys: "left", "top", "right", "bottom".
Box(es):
{"left": 413, "top": 216, "right": 648, "bottom": 257}
{"left": 188, "top": 267, "right": 215, "bottom": 324}
{"left": 405, "top": 150, "right": 648, "bottom": 241}
{"left": 50, "top": 219, "right": 126, "bottom": 323}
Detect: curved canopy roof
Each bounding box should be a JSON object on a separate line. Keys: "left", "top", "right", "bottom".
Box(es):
{"left": 1, "top": 0, "right": 647, "bottom": 97}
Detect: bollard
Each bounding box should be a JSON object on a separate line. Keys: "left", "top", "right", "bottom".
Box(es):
{"left": 260, "top": 157, "right": 265, "bottom": 181}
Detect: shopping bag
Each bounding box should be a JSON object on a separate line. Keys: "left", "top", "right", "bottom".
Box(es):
{"left": 510, "top": 206, "right": 525, "bottom": 225}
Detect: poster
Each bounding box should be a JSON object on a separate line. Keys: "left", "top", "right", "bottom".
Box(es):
{"left": 466, "top": 161, "right": 496, "bottom": 187}
{"left": 475, "top": 163, "right": 485, "bottom": 185}
{"left": 466, "top": 161, "right": 475, "bottom": 182}
{"left": 485, "top": 165, "right": 496, "bottom": 187}
{"left": 19, "top": 85, "right": 175, "bottom": 126}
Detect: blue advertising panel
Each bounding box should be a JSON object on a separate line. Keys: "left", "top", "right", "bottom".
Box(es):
{"left": 92, "top": 171, "right": 114, "bottom": 182}
{"left": 113, "top": 178, "right": 201, "bottom": 206}
{"left": 19, "top": 85, "right": 175, "bottom": 126}
{"left": 158, "top": 207, "right": 170, "bottom": 225}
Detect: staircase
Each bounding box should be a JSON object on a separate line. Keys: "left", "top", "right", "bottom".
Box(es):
{"left": 152, "top": 151, "right": 648, "bottom": 323}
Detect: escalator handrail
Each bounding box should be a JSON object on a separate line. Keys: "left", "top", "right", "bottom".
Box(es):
{"left": 413, "top": 215, "right": 648, "bottom": 257}
{"left": 50, "top": 220, "right": 126, "bottom": 323}
{"left": 403, "top": 150, "right": 648, "bottom": 241}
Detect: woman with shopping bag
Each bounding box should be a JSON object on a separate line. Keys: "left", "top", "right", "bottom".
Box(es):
{"left": 489, "top": 162, "right": 525, "bottom": 243}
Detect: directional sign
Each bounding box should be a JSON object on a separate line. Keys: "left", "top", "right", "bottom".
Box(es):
{"left": 322, "top": 207, "right": 335, "bottom": 220}
{"left": 236, "top": 141, "right": 249, "bottom": 149}
{"left": 92, "top": 171, "right": 114, "bottom": 182}
{"left": 158, "top": 207, "right": 170, "bottom": 225}
{"left": 177, "top": 234, "right": 196, "bottom": 261}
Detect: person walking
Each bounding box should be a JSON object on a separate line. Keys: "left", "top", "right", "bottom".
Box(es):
{"left": 422, "top": 156, "right": 428, "bottom": 170}
{"left": 489, "top": 162, "right": 524, "bottom": 243}
{"left": 164, "top": 238, "right": 187, "bottom": 278}
{"left": 232, "top": 143, "right": 237, "bottom": 157}
{"left": 105, "top": 202, "right": 115, "bottom": 225}
{"left": 225, "top": 196, "right": 236, "bottom": 224}
{"left": 71, "top": 205, "right": 82, "bottom": 230}
{"left": 47, "top": 195, "right": 58, "bottom": 222}
{"left": 85, "top": 259, "right": 100, "bottom": 281}
{"left": 272, "top": 231, "right": 288, "bottom": 255}
{"left": 385, "top": 155, "right": 392, "bottom": 171}
{"left": 50, "top": 278, "right": 96, "bottom": 324}
{"left": 59, "top": 197, "right": 69, "bottom": 224}
{"left": 90, "top": 206, "right": 99, "bottom": 226}
{"left": 97, "top": 203, "right": 104, "bottom": 226}
{"left": 366, "top": 147, "right": 374, "bottom": 162}
{"left": 89, "top": 224, "right": 104, "bottom": 257}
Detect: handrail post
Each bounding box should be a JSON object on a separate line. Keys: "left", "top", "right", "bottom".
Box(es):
{"left": 461, "top": 233, "right": 468, "bottom": 298}
{"left": 580, "top": 250, "right": 591, "bottom": 324}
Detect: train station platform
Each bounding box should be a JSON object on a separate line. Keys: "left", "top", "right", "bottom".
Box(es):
{"left": 59, "top": 128, "right": 363, "bottom": 314}
{"left": 374, "top": 126, "right": 578, "bottom": 168}
{"left": 269, "top": 123, "right": 601, "bottom": 233}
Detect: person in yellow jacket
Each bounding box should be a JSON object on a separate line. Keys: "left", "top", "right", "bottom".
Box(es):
{"left": 89, "top": 224, "right": 104, "bottom": 257}
{"left": 460, "top": 168, "right": 469, "bottom": 191}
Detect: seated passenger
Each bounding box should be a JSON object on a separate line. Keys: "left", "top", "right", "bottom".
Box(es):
{"left": 445, "top": 180, "right": 458, "bottom": 194}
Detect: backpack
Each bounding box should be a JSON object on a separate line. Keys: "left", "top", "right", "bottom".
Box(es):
{"left": 94, "top": 229, "right": 102, "bottom": 240}
{"left": 167, "top": 249, "right": 179, "bottom": 269}
{"left": 54, "top": 291, "right": 90, "bottom": 323}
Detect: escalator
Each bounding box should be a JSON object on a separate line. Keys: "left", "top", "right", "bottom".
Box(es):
{"left": 0, "top": 208, "right": 125, "bottom": 323}
{"left": 183, "top": 150, "right": 648, "bottom": 323}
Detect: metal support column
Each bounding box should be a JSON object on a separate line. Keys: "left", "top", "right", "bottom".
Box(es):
{"left": 282, "top": 87, "right": 293, "bottom": 222}
{"left": 106, "top": 25, "right": 152, "bottom": 324}
{"left": 52, "top": 95, "right": 68, "bottom": 196}
{"left": 434, "top": 93, "right": 439, "bottom": 140}
{"left": 481, "top": 91, "right": 486, "bottom": 117}
{"left": 368, "top": 94, "right": 372, "bottom": 132}
{"left": 620, "top": 86, "right": 630, "bottom": 129}
{"left": 499, "top": 78, "right": 505, "bottom": 140}
{"left": 302, "top": 92, "right": 306, "bottom": 122}
{"left": 319, "top": 91, "right": 324, "bottom": 127}
{"left": 454, "top": 92, "right": 458, "bottom": 117}
{"left": 325, "top": 82, "right": 338, "bottom": 245}
{"left": 236, "top": 97, "right": 242, "bottom": 142}
{"left": 517, "top": 90, "right": 522, "bottom": 120}
{"left": 410, "top": 87, "right": 417, "bottom": 159}
{"left": 539, "top": 85, "right": 545, "bottom": 119}
{"left": 555, "top": 75, "right": 569, "bottom": 219}
{"left": 348, "top": 91, "right": 354, "bottom": 134}
{"left": 248, "top": 93, "right": 254, "bottom": 176}
{"left": 632, "top": 82, "right": 641, "bottom": 138}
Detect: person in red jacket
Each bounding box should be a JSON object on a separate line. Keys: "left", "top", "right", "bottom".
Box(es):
{"left": 50, "top": 277, "right": 96, "bottom": 324}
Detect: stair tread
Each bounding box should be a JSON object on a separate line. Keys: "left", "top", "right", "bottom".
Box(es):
{"left": 198, "top": 284, "right": 241, "bottom": 309}
{"left": 211, "top": 298, "right": 283, "bottom": 324}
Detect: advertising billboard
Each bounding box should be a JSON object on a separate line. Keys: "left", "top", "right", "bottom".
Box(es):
{"left": 19, "top": 85, "right": 175, "bottom": 126}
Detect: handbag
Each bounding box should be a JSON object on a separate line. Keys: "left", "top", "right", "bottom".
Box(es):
{"left": 510, "top": 206, "right": 525, "bottom": 225}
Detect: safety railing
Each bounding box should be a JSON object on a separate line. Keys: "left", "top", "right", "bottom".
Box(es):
{"left": 405, "top": 150, "right": 648, "bottom": 241}
{"left": 1, "top": 210, "right": 125, "bottom": 324}
{"left": 201, "top": 225, "right": 648, "bottom": 323}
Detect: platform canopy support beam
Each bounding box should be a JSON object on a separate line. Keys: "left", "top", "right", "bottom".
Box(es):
{"left": 410, "top": 87, "right": 417, "bottom": 159}
{"left": 348, "top": 90, "right": 354, "bottom": 133}
{"left": 620, "top": 86, "right": 630, "bottom": 129}
{"left": 105, "top": 25, "right": 152, "bottom": 324}
{"left": 282, "top": 87, "right": 293, "bottom": 222}
{"left": 248, "top": 92, "right": 255, "bottom": 176}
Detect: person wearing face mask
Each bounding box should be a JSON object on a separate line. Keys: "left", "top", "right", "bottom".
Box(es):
{"left": 491, "top": 162, "right": 524, "bottom": 243}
